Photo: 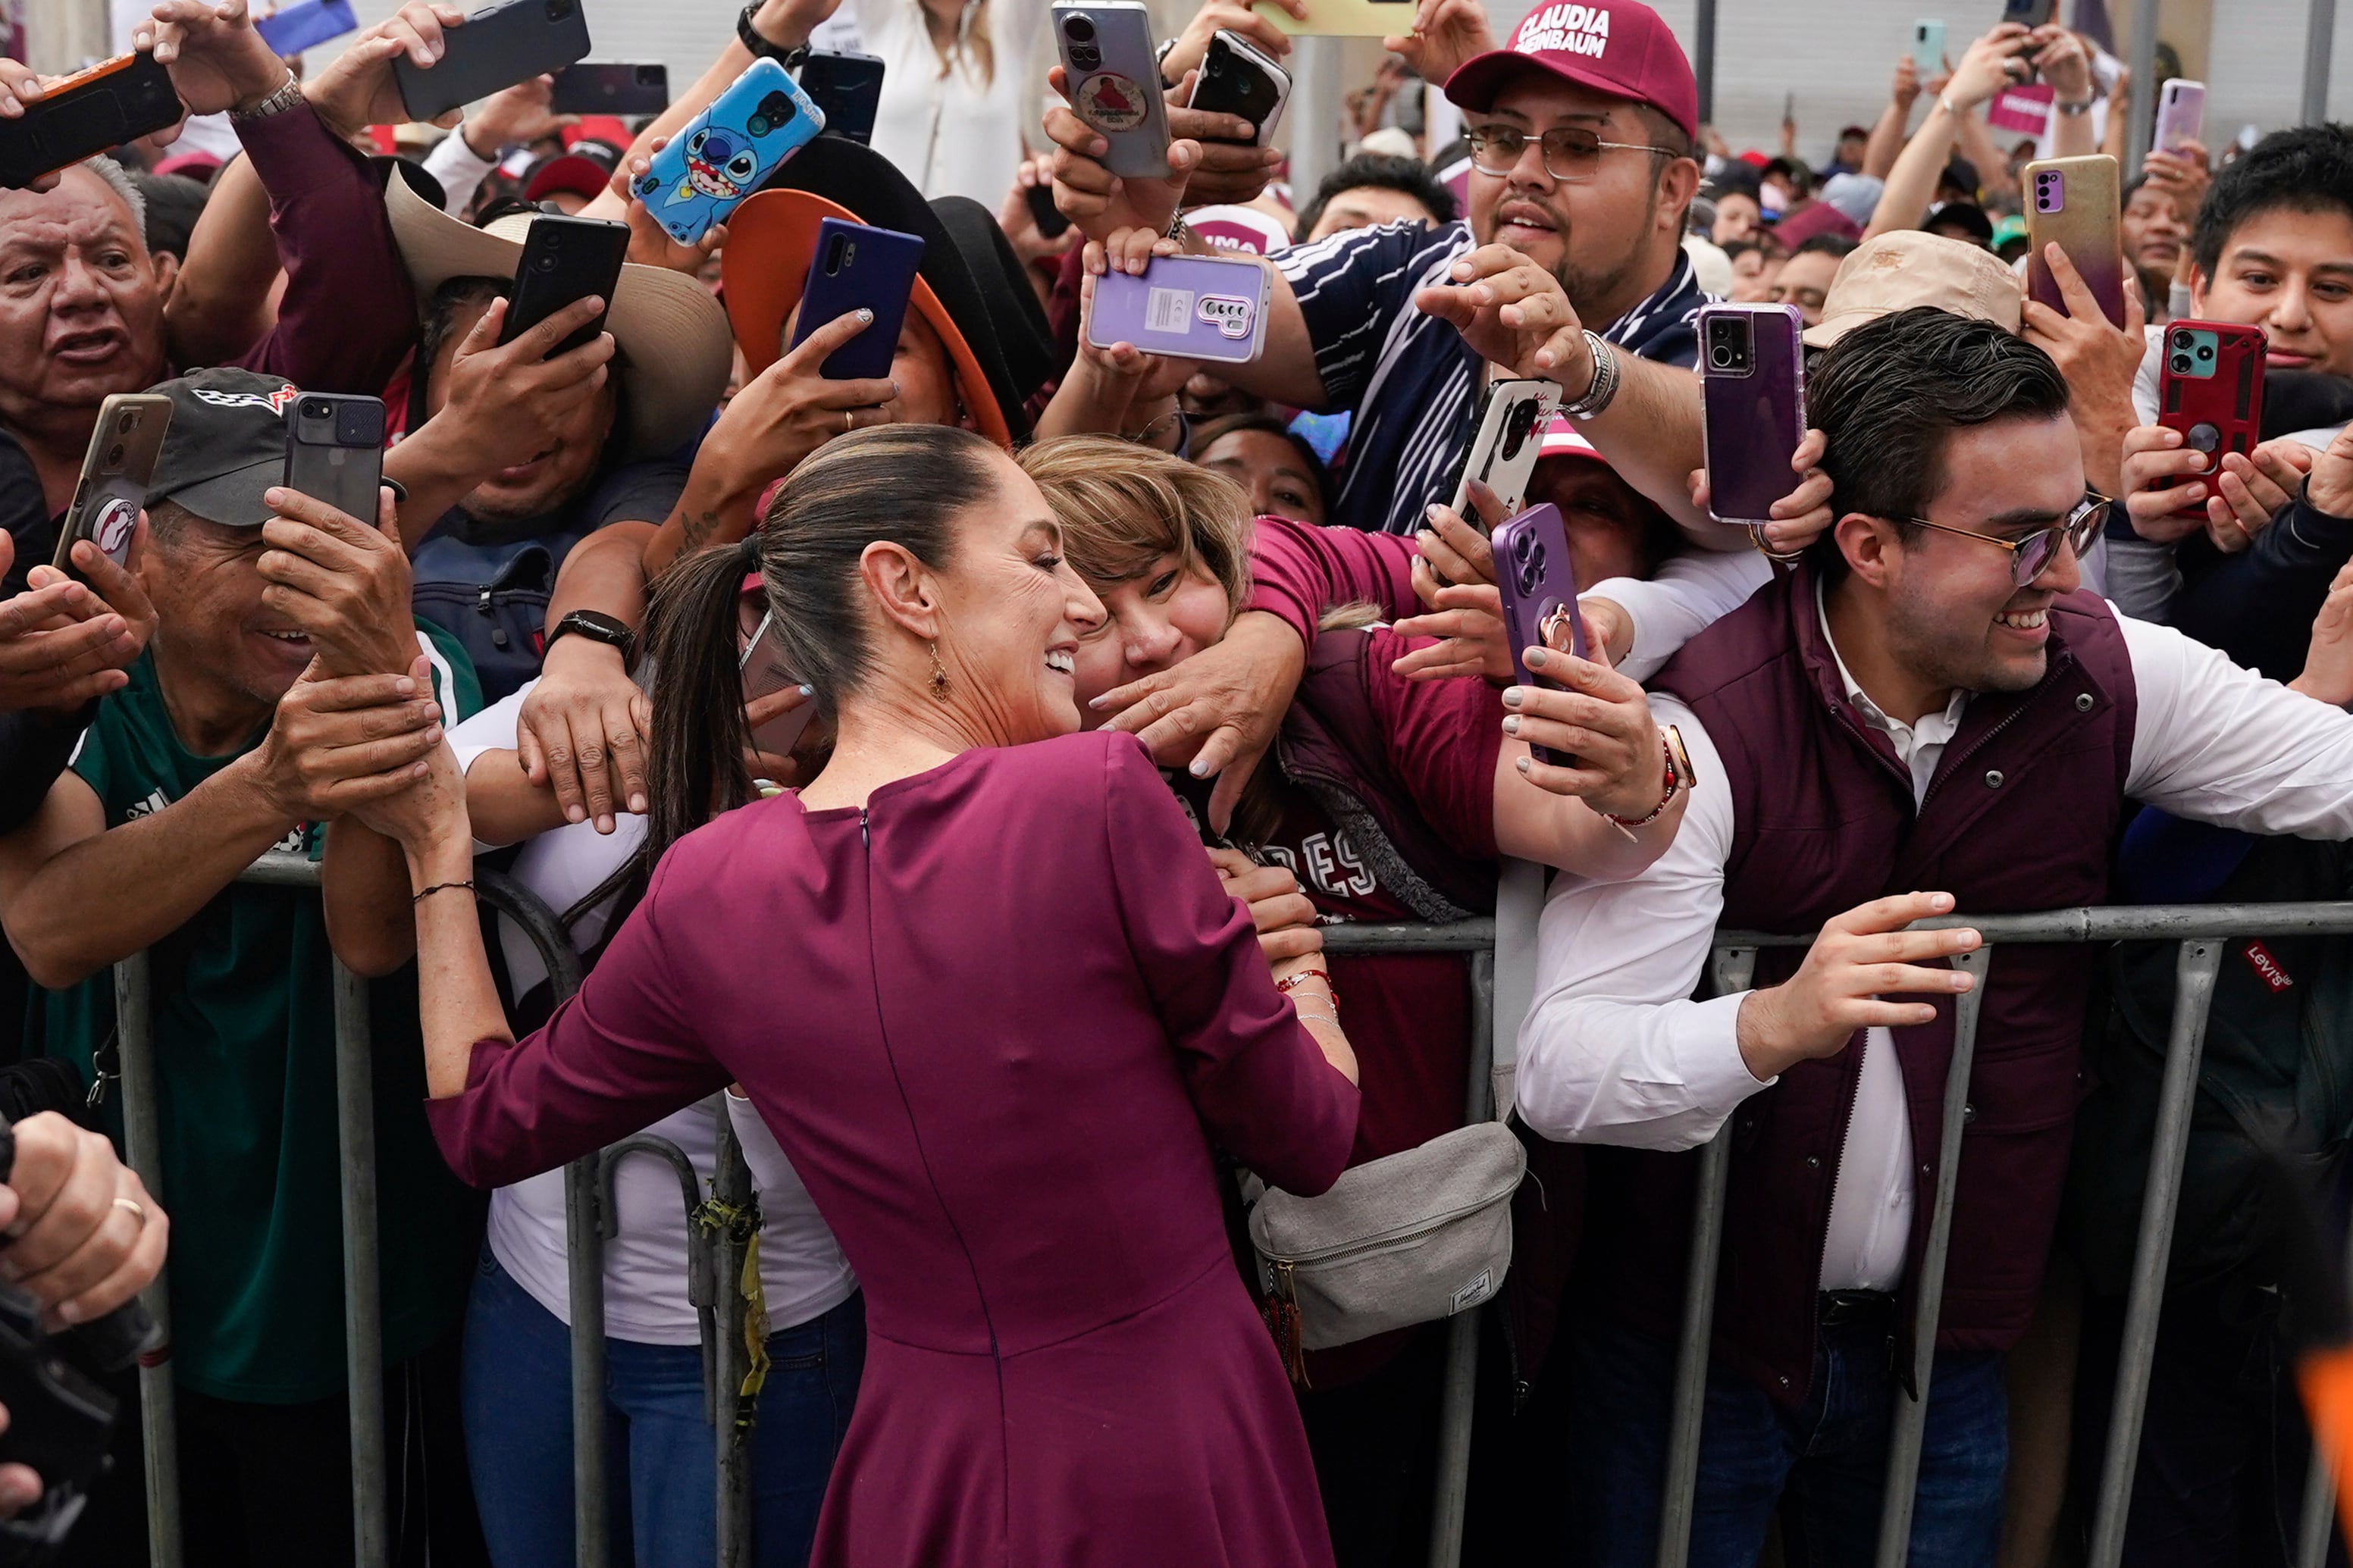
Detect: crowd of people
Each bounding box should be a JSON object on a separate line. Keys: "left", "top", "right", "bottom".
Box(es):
{"left": 0, "top": 0, "right": 2351, "bottom": 1564}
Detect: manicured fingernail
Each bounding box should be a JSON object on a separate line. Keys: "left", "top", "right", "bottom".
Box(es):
{"left": 628, "top": 793, "right": 647, "bottom": 813}
{"left": 1525, "top": 646, "right": 1549, "bottom": 668}
{"left": 53, "top": 1299, "right": 80, "bottom": 1325}
{"left": 1502, "top": 715, "right": 1521, "bottom": 734}
{"left": 1425, "top": 503, "right": 1445, "bottom": 523}
{"left": 857, "top": 308, "right": 873, "bottom": 323}
{"left": 797, "top": 684, "right": 814, "bottom": 697}
{"left": 1515, "top": 756, "right": 1531, "bottom": 774}
{"left": 1501, "top": 686, "right": 1524, "bottom": 706}
{"left": 1189, "top": 758, "right": 1213, "bottom": 778}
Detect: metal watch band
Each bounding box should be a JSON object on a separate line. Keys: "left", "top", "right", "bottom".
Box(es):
{"left": 1559, "top": 330, "right": 1620, "bottom": 421}
{"left": 230, "top": 72, "right": 304, "bottom": 122}
{"left": 2057, "top": 95, "right": 2095, "bottom": 115}
{"left": 737, "top": 3, "right": 810, "bottom": 67}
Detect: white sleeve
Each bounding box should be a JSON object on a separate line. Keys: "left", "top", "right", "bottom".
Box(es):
{"left": 421, "top": 128, "right": 501, "bottom": 216}
{"left": 2131, "top": 324, "right": 2161, "bottom": 427}
{"left": 448, "top": 681, "right": 528, "bottom": 777}
{"left": 2120, "top": 612, "right": 2353, "bottom": 836}
{"left": 1515, "top": 698, "right": 1772, "bottom": 1150}
{"left": 1587, "top": 549, "right": 1772, "bottom": 685}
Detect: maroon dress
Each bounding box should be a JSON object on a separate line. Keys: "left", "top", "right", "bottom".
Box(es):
{"left": 424, "top": 731, "right": 1360, "bottom": 1566}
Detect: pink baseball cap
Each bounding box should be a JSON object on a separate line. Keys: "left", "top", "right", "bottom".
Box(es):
{"left": 1444, "top": 0, "right": 1699, "bottom": 142}
{"left": 1536, "top": 415, "right": 1608, "bottom": 464}
{"left": 1183, "top": 204, "right": 1293, "bottom": 256}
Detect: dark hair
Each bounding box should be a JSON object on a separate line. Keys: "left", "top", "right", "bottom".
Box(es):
{"left": 2191, "top": 123, "right": 2353, "bottom": 280}
{"left": 130, "top": 171, "right": 210, "bottom": 261}
{"left": 640, "top": 424, "right": 1002, "bottom": 860}
{"left": 1791, "top": 233, "right": 1859, "bottom": 261}
{"left": 1722, "top": 233, "right": 1787, "bottom": 263}
{"left": 1189, "top": 412, "right": 1333, "bottom": 517}
{"left": 1803, "top": 308, "right": 2070, "bottom": 578}
{"left": 407, "top": 273, "right": 630, "bottom": 478}
{"left": 1292, "top": 154, "right": 1456, "bottom": 243}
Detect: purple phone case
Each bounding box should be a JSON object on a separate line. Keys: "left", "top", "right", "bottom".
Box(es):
{"left": 2152, "top": 81, "right": 2204, "bottom": 155}
{"left": 1491, "top": 502, "right": 1584, "bottom": 768}
{"left": 788, "top": 218, "right": 925, "bottom": 380}
{"left": 1086, "top": 255, "right": 1270, "bottom": 364}
{"left": 1700, "top": 302, "right": 1806, "bottom": 528}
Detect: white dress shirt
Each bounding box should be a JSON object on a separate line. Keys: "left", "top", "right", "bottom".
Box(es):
{"left": 1517, "top": 596, "right": 2353, "bottom": 1297}
{"left": 810, "top": 0, "right": 1053, "bottom": 205}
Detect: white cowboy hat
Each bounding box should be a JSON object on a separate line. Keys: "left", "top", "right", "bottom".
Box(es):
{"left": 382, "top": 172, "right": 731, "bottom": 462}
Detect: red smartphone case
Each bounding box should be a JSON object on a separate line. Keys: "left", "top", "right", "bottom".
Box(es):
{"left": 2156, "top": 320, "right": 2266, "bottom": 502}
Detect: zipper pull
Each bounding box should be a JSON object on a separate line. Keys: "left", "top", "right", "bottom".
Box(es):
{"left": 858, "top": 806, "right": 869, "bottom": 847}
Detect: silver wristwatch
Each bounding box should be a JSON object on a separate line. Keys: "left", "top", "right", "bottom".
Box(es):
{"left": 1559, "top": 330, "right": 1621, "bottom": 421}
{"left": 230, "top": 72, "right": 304, "bottom": 122}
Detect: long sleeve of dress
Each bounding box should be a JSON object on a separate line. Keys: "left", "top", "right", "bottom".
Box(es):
{"left": 423, "top": 851, "right": 732, "bottom": 1188}
{"left": 1100, "top": 737, "right": 1358, "bottom": 1196}
{"left": 1245, "top": 515, "right": 1420, "bottom": 648}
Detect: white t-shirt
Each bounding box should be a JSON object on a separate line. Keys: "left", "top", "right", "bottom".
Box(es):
{"left": 450, "top": 684, "right": 858, "bottom": 1344}
{"left": 810, "top": 0, "right": 1054, "bottom": 205}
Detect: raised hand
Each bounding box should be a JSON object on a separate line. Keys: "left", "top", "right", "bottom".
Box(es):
{"left": 0, "top": 526, "right": 153, "bottom": 714}
{"left": 255, "top": 485, "right": 420, "bottom": 679}
{"left": 1499, "top": 643, "right": 1660, "bottom": 812}
{"left": 135, "top": 0, "right": 290, "bottom": 117}
{"left": 1735, "top": 891, "right": 1981, "bottom": 1081}
{"left": 1384, "top": 0, "right": 1496, "bottom": 88}
{"left": 1415, "top": 244, "right": 1588, "bottom": 387}
{"left": 2291, "top": 559, "right": 2353, "bottom": 707}
{"left": 302, "top": 0, "right": 465, "bottom": 133}
{"left": 1091, "top": 609, "right": 1305, "bottom": 834}
{"left": 252, "top": 659, "right": 445, "bottom": 824}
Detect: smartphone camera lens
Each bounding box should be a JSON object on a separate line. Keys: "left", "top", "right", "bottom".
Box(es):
{"left": 302, "top": 399, "right": 331, "bottom": 419}
{"left": 104, "top": 443, "right": 124, "bottom": 468}
{"left": 2171, "top": 355, "right": 2192, "bottom": 372}
{"left": 2197, "top": 343, "right": 2214, "bottom": 361}
{"left": 1061, "top": 14, "right": 1095, "bottom": 42}
{"left": 115, "top": 411, "right": 136, "bottom": 435}
{"left": 1709, "top": 341, "right": 1735, "bottom": 369}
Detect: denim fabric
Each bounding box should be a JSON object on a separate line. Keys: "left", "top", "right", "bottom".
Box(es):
{"left": 461, "top": 1250, "right": 864, "bottom": 1568}
{"left": 1566, "top": 1313, "right": 2007, "bottom": 1568}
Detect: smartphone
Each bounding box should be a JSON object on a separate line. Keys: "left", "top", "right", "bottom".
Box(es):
{"left": 283, "top": 394, "right": 387, "bottom": 523}
{"left": 1087, "top": 252, "right": 1271, "bottom": 365}
{"left": 1912, "top": 18, "right": 1946, "bottom": 71}
{"left": 741, "top": 610, "right": 819, "bottom": 761}
{"left": 634, "top": 58, "right": 822, "bottom": 245}
{"left": 2024, "top": 154, "right": 2126, "bottom": 329}
{"left": 550, "top": 61, "right": 669, "bottom": 116}
{"left": 1490, "top": 502, "right": 1584, "bottom": 768}
{"left": 1187, "top": 30, "right": 1290, "bottom": 148}
{"left": 254, "top": 0, "right": 359, "bottom": 55}
{"left": 51, "top": 395, "right": 169, "bottom": 576}
{"left": 0, "top": 54, "right": 182, "bottom": 190}
{"left": 786, "top": 218, "right": 924, "bottom": 380}
{"left": 1446, "top": 379, "right": 1559, "bottom": 523}
{"left": 2155, "top": 319, "right": 2265, "bottom": 502}
{"left": 1698, "top": 303, "right": 1806, "bottom": 530}
{"left": 1025, "top": 179, "right": 1072, "bottom": 239}
{"left": 1053, "top": 2, "right": 1170, "bottom": 180}
{"left": 503, "top": 213, "right": 628, "bottom": 356}
{"left": 394, "top": 0, "right": 593, "bottom": 127}
{"left": 2152, "top": 79, "right": 2206, "bottom": 157}
{"left": 2000, "top": 0, "right": 2054, "bottom": 25}
{"left": 1252, "top": 0, "right": 1417, "bottom": 38}
{"left": 797, "top": 50, "right": 884, "bottom": 146}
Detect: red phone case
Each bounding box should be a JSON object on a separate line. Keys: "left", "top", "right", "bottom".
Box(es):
{"left": 2155, "top": 319, "right": 2266, "bottom": 503}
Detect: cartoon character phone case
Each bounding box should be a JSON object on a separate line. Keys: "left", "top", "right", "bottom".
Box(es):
{"left": 1087, "top": 253, "right": 1271, "bottom": 364}
{"left": 635, "top": 58, "right": 823, "bottom": 245}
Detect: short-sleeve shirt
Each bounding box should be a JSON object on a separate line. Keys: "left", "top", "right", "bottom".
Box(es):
{"left": 30, "top": 621, "right": 484, "bottom": 1404}
{"left": 1274, "top": 218, "right": 1709, "bottom": 537}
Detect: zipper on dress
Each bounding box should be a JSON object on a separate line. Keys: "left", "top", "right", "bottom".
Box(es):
{"left": 859, "top": 806, "right": 869, "bottom": 847}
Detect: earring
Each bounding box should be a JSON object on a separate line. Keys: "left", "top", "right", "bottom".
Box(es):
{"left": 928, "top": 640, "right": 951, "bottom": 701}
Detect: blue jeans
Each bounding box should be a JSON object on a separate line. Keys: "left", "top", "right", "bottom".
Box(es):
{"left": 1567, "top": 1310, "right": 2007, "bottom": 1568}
{"left": 461, "top": 1250, "right": 865, "bottom": 1568}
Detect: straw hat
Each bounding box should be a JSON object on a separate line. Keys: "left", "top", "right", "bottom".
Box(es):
{"left": 381, "top": 172, "right": 732, "bottom": 461}
{"left": 1803, "top": 231, "right": 2025, "bottom": 350}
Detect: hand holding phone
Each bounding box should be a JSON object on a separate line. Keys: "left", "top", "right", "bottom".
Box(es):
{"left": 503, "top": 214, "right": 629, "bottom": 358}
{"left": 2152, "top": 79, "right": 2206, "bottom": 157}
{"left": 2154, "top": 318, "right": 2265, "bottom": 514}
{"left": 1490, "top": 502, "right": 1584, "bottom": 768}
{"left": 1087, "top": 252, "right": 1271, "bottom": 364}
{"left": 2024, "top": 155, "right": 2126, "bottom": 329}
{"left": 52, "top": 395, "right": 171, "bottom": 577}
{"left": 0, "top": 55, "right": 182, "bottom": 190}
{"left": 634, "top": 58, "right": 823, "bottom": 246}
{"left": 283, "top": 394, "right": 387, "bottom": 524}
{"left": 1913, "top": 18, "right": 1947, "bottom": 72}
{"left": 1053, "top": 2, "right": 1171, "bottom": 180}
{"left": 1186, "top": 31, "right": 1290, "bottom": 147}
{"left": 1447, "top": 380, "right": 1559, "bottom": 523}
{"left": 785, "top": 218, "right": 924, "bottom": 380}
{"left": 393, "top": 0, "right": 593, "bottom": 124}
{"left": 1699, "top": 304, "right": 1807, "bottom": 529}
{"left": 741, "top": 610, "right": 819, "bottom": 763}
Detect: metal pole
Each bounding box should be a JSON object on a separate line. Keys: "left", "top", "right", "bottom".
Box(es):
{"left": 2299, "top": 1432, "right": 2338, "bottom": 1568}
{"left": 712, "top": 1106, "right": 756, "bottom": 1567}
{"left": 2126, "top": 0, "right": 2160, "bottom": 177}
{"left": 1691, "top": 0, "right": 1717, "bottom": 129}
{"left": 1425, "top": 950, "right": 1495, "bottom": 1568}
{"left": 564, "top": 1160, "right": 611, "bottom": 1568}
{"left": 2085, "top": 939, "right": 2227, "bottom": 1568}
{"left": 1873, "top": 945, "right": 1994, "bottom": 1568}
{"left": 331, "top": 961, "right": 389, "bottom": 1568}
{"left": 2303, "top": 0, "right": 2338, "bottom": 127}
{"left": 1653, "top": 944, "right": 1756, "bottom": 1568}
{"left": 111, "top": 951, "right": 181, "bottom": 1568}
{"left": 1287, "top": 36, "right": 1343, "bottom": 205}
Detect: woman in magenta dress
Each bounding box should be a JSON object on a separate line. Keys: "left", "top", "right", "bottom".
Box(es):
{"left": 365, "top": 425, "right": 1362, "bottom": 1567}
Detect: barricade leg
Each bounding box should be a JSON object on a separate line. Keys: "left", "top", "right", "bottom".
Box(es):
{"left": 2298, "top": 1438, "right": 2336, "bottom": 1568}
{"left": 331, "top": 961, "right": 390, "bottom": 1568}
{"left": 1654, "top": 946, "right": 1756, "bottom": 1568}
{"left": 713, "top": 1106, "right": 756, "bottom": 1567}
{"left": 112, "top": 952, "right": 182, "bottom": 1568}
{"left": 2085, "top": 939, "right": 2226, "bottom": 1568}
{"left": 1425, "top": 951, "right": 1496, "bottom": 1568}
{"left": 565, "top": 1158, "right": 611, "bottom": 1568}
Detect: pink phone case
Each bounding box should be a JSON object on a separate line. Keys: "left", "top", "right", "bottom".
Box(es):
{"left": 2153, "top": 80, "right": 2205, "bottom": 156}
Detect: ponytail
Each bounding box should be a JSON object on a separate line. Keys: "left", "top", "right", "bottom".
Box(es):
{"left": 643, "top": 540, "right": 761, "bottom": 865}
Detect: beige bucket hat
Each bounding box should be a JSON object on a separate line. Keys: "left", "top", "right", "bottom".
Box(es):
{"left": 1802, "top": 231, "right": 2026, "bottom": 350}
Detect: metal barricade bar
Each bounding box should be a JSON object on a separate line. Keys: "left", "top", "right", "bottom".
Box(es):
{"left": 111, "top": 948, "right": 180, "bottom": 1568}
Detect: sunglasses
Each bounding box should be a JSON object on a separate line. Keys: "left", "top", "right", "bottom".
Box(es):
{"left": 1899, "top": 493, "right": 2112, "bottom": 587}
{"left": 1463, "top": 125, "right": 1681, "bottom": 183}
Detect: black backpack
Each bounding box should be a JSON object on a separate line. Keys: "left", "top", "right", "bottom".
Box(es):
{"left": 408, "top": 530, "right": 582, "bottom": 704}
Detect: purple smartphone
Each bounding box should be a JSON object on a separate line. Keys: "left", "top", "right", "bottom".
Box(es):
{"left": 1699, "top": 302, "right": 1806, "bottom": 530}
{"left": 2152, "top": 79, "right": 2205, "bottom": 156}
{"left": 1086, "top": 254, "right": 1271, "bottom": 364}
{"left": 786, "top": 218, "right": 924, "bottom": 380}
{"left": 1491, "top": 502, "right": 1585, "bottom": 768}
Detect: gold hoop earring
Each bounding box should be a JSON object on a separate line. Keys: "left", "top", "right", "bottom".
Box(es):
{"left": 928, "top": 640, "right": 951, "bottom": 701}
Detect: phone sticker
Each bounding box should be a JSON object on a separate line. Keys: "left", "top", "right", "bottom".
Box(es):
{"left": 1076, "top": 72, "right": 1149, "bottom": 133}
{"left": 1196, "top": 293, "right": 1255, "bottom": 339}
{"left": 90, "top": 496, "right": 137, "bottom": 559}
{"left": 1145, "top": 286, "right": 1195, "bottom": 334}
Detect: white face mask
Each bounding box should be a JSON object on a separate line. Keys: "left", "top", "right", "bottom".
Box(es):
{"left": 1761, "top": 180, "right": 1792, "bottom": 213}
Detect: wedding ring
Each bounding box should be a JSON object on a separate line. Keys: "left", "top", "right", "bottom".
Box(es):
{"left": 112, "top": 1197, "right": 146, "bottom": 1226}
{"left": 842, "top": 410, "right": 854, "bottom": 436}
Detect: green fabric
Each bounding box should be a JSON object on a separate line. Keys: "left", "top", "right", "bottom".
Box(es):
{"left": 31, "top": 622, "right": 484, "bottom": 1403}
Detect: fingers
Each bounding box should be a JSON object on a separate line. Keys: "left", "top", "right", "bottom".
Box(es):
{"left": 502, "top": 293, "right": 613, "bottom": 362}
{"left": 0, "top": 580, "right": 101, "bottom": 642}
{"left": 534, "top": 709, "right": 593, "bottom": 825}
{"left": 262, "top": 487, "right": 381, "bottom": 547}
{"left": 287, "top": 668, "right": 425, "bottom": 714}
{"left": 1824, "top": 889, "right": 1963, "bottom": 937}
{"left": 1204, "top": 732, "right": 1273, "bottom": 837}
{"left": 782, "top": 305, "right": 885, "bottom": 371}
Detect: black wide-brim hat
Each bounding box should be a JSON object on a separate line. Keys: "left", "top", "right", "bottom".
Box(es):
{"left": 726, "top": 136, "right": 1055, "bottom": 444}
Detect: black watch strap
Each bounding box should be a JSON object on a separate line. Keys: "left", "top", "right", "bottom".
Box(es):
{"left": 547, "top": 610, "right": 638, "bottom": 665}
{"left": 738, "top": 2, "right": 810, "bottom": 67}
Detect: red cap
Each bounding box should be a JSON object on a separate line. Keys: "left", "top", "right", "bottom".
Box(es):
{"left": 565, "top": 116, "right": 631, "bottom": 150}
{"left": 1445, "top": 1, "right": 1698, "bottom": 142}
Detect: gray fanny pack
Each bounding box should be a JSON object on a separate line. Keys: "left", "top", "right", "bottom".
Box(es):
{"left": 1246, "top": 1120, "right": 1526, "bottom": 1380}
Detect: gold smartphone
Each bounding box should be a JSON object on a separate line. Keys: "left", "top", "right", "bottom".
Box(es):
{"left": 2022, "top": 154, "right": 2126, "bottom": 330}
{"left": 52, "top": 393, "right": 171, "bottom": 577}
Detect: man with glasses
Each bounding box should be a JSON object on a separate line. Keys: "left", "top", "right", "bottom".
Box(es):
{"left": 1512, "top": 308, "right": 2353, "bottom": 1568}
{"left": 1044, "top": 0, "right": 1713, "bottom": 538}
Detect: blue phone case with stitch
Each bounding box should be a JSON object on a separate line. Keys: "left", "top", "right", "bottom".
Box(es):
{"left": 633, "top": 58, "right": 823, "bottom": 245}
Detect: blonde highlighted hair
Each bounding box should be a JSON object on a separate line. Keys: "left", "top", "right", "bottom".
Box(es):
{"left": 1018, "top": 437, "right": 1254, "bottom": 615}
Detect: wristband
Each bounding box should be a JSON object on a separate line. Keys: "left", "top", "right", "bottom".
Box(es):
{"left": 1558, "top": 330, "right": 1620, "bottom": 421}
{"left": 1600, "top": 726, "right": 1695, "bottom": 833}
{"left": 738, "top": 2, "right": 810, "bottom": 67}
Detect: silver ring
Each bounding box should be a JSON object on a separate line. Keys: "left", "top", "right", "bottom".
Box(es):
{"left": 842, "top": 409, "right": 854, "bottom": 436}
{"left": 112, "top": 1197, "right": 146, "bottom": 1226}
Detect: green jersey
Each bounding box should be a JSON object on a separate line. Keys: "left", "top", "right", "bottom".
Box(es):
{"left": 31, "top": 623, "right": 484, "bottom": 1404}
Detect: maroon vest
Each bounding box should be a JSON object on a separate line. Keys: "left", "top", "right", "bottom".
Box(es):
{"left": 1598, "top": 565, "right": 2138, "bottom": 1405}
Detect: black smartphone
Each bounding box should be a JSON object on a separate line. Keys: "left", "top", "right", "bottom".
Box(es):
{"left": 394, "top": 0, "right": 594, "bottom": 125}
{"left": 1186, "top": 30, "right": 1290, "bottom": 146}
{"left": 550, "top": 61, "right": 668, "bottom": 115}
{"left": 503, "top": 213, "right": 628, "bottom": 356}
{"left": 0, "top": 54, "right": 182, "bottom": 190}
{"left": 797, "top": 49, "right": 884, "bottom": 146}
{"left": 284, "top": 394, "right": 387, "bottom": 523}
{"left": 2000, "top": 0, "right": 2054, "bottom": 25}
{"left": 1024, "top": 179, "right": 1072, "bottom": 239}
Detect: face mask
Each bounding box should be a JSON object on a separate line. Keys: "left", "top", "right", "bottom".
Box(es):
{"left": 1761, "top": 181, "right": 1791, "bottom": 215}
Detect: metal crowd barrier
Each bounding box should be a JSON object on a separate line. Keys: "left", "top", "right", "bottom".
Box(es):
{"left": 106, "top": 872, "right": 2353, "bottom": 1568}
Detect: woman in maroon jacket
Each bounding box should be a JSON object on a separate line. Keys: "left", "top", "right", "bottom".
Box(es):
{"left": 359, "top": 424, "right": 1364, "bottom": 1568}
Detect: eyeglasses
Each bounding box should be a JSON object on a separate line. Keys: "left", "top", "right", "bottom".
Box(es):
{"left": 1900, "top": 493, "right": 2112, "bottom": 586}
{"left": 1463, "top": 125, "right": 1681, "bottom": 183}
